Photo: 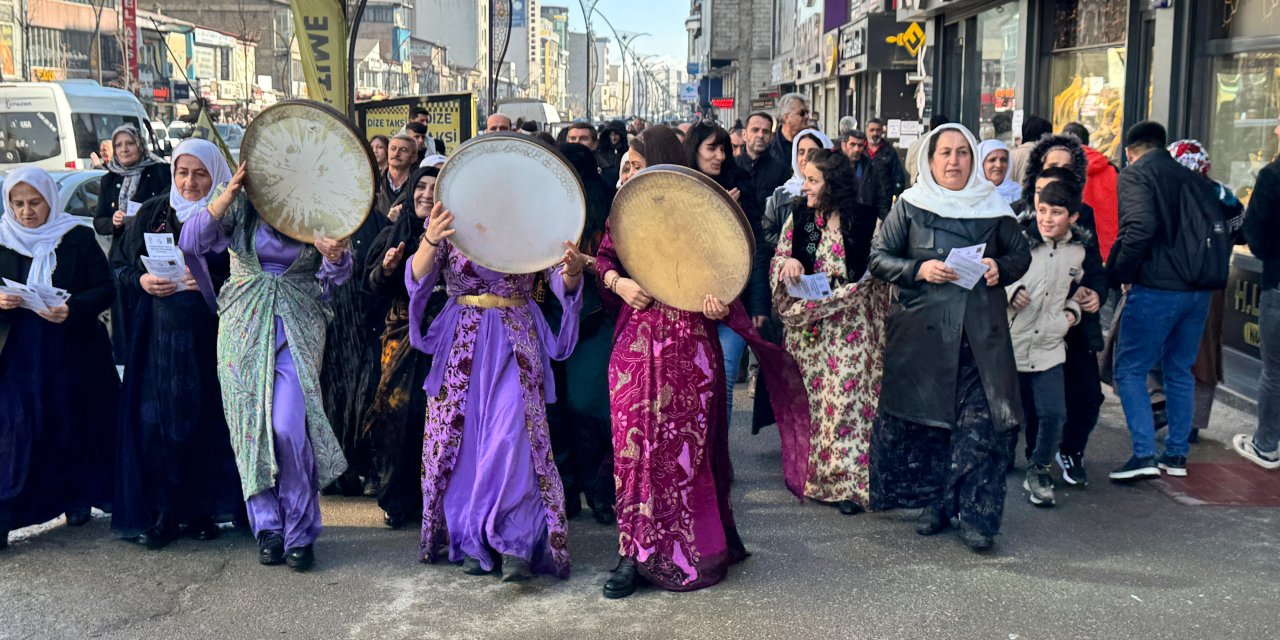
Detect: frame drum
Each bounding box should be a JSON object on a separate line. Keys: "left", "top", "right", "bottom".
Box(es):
{"left": 434, "top": 133, "right": 585, "bottom": 274}
{"left": 609, "top": 165, "right": 754, "bottom": 312}
{"left": 240, "top": 100, "right": 376, "bottom": 243}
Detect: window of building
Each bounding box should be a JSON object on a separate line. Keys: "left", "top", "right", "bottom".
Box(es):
{"left": 976, "top": 2, "right": 1020, "bottom": 142}
{"left": 1211, "top": 0, "right": 1280, "bottom": 40}
{"left": 1049, "top": 0, "right": 1128, "bottom": 160}
{"left": 1207, "top": 51, "right": 1280, "bottom": 196}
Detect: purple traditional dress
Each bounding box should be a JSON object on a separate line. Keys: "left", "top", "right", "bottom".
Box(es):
{"left": 181, "top": 200, "right": 351, "bottom": 553}
{"left": 406, "top": 240, "right": 582, "bottom": 577}
{"left": 595, "top": 226, "right": 812, "bottom": 592}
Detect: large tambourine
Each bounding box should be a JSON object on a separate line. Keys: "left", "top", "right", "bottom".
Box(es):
{"left": 609, "top": 165, "right": 754, "bottom": 312}
{"left": 435, "top": 132, "right": 585, "bottom": 274}
{"left": 240, "top": 100, "right": 376, "bottom": 243}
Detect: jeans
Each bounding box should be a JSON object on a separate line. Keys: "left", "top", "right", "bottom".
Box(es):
{"left": 1256, "top": 289, "right": 1280, "bottom": 453}
{"left": 1113, "top": 286, "right": 1211, "bottom": 458}
{"left": 1018, "top": 366, "right": 1067, "bottom": 468}
{"left": 1059, "top": 332, "right": 1104, "bottom": 458}
{"left": 717, "top": 323, "right": 746, "bottom": 422}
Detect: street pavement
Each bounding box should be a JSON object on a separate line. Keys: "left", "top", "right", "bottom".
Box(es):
{"left": 3, "top": 388, "right": 1277, "bottom": 640}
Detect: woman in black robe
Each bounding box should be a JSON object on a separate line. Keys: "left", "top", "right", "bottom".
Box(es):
{"left": 362, "top": 166, "right": 448, "bottom": 527}
{"left": 110, "top": 139, "right": 243, "bottom": 548}
{"left": 1, "top": 167, "right": 117, "bottom": 548}
{"left": 94, "top": 125, "right": 171, "bottom": 364}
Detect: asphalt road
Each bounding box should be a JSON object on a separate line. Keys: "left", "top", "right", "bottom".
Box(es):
{"left": 2, "top": 389, "right": 1277, "bottom": 640}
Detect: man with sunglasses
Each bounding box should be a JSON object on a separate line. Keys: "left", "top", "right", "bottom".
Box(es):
{"left": 768, "top": 93, "right": 811, "bottom": 168}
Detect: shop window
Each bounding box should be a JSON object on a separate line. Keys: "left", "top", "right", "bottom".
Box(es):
{"left": 1212, "top": 0, "right": 1280, "bottom": 40}
{"left": 1208, "top": 51, "right": 1280, "bottom": 198}
{"left": 976, "top": 2, "right": 1020, "bottom": 142}
{"left": 1052, "top": 0, "right": 1127, "bottom": 50}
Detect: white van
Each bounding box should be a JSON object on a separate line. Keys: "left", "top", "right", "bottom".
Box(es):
{"left": 496, "top": 99, "right": 563, "bottom": 131}
{"left": 0, "top": 80, "right": 160, "bottom": 171}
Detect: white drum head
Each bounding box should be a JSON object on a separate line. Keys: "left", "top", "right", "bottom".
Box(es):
{"left": 435, "top": 133, "right": 585, "bottom": 274}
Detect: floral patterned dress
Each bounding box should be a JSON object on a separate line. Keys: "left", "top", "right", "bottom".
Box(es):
{"left": 770, "top": 212, "right": 890, "bottom": 506}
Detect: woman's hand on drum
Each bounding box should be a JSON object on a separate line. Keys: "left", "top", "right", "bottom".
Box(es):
{"left": 615, "top": 277, "right": 652, "bottom": 311}
{"left": 210, "top": 162, "right": 248, "bottom": 220}
{"left": 702, "top": 295, "right": 729, "bottom": 321}
{"left": 383, "top": 241, "right": 406, "bottom": 275}
{"left": 916, "top": 259, "right": 959, "bottom": 284}
{"left": 422, "top": 202, "right": 455, "bottom": 248}
{"left": 36, "top": 304, "right": 69, "bottom": 324}
{"left": 779, "top": 258, "right": 805, "bottom": 286}
{"left": 140, "top": 273, "right": 178, "bottom": 297}
{"left": 314, "top": 237, "right": 349, "bottom": 263}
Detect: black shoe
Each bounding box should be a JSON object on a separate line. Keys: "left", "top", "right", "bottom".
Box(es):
{"left": 285, "top": 546, "right": 315, "bottom": 572}
{"left": 134, "top": 525, "right": 177, "bottom": 550}
{"left": 383, "top": 512, "right": 409, "bottom": 529}
{"left": 64, "top": 509, "right": 92, "bottom": 527}
{"left": 362, "top": 476, "right": 380, "bottom": 497}
{"left": 1055, "top": 451, "right": 1088, "bottom": 487}
{"left": 461, "top": 556, "right": 490, "bottom": 576}
{"left": 565, "top": 496, "right": 583, "bottom": 520}
{"left": 603, "top": 558, "right": 640, "bottom": 599}
{"left": 958, "top": 524, "right": 994, "bottom": 552}
{"left": 1109, "top": 455, "right": 1160, "bottom": 482}
{"left": 591, "top": 503, "right": 617, "bottom": 525}
{"left": 837, "top": 500, "right": 863, "bottom": 516}
{"left": 916, "top": 508, "right": 951, "bottom": 536}
{"left": 1157, "top": 454, "right": 1187, "bottom": 478}
{"left": 187, "top": 519, "right": 220, "bottom": 541}
{"left": 500, "top": 554, "right": 532, "bottom": 582}
{"left": 257, "top": 532, "right": 285, "bottom": 565}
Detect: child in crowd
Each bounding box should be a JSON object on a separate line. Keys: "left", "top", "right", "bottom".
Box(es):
{"left": 1007, "top": 180, "right": 1088, "bottom": 507}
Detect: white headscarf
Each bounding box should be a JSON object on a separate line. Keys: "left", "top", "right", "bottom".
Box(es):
{"left": 782, "top": 128, "right": 834, "bottom": 197}
{"left": 420, "top": 153, "right": 447, "bottom": 168}
{"left": 0, "top": 167, "right": 91, "bottom": 288}
{"left": 616, "top": 150, "right": 631, "bottom": 189}
{"left": 977, "top": 139, "right": 1021, "bottom": 204}
{"left": 900, "top": 123, "right": 1014, "bottom": 219}
{"left": 170, "top": 138, "right": 233, "bottom": 224}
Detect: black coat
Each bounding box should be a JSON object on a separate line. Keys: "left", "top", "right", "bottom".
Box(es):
{"left": 0, "top": 226, "right": 114, "bottom": 355}
{"left": 1108, "top": 149, "right": 1213, "bottom": 291}
{"left": 853, "top": 155, "right": 893, "bottom": 219}
{"left": 868, "top": 140, "right": 908, "bottom": 199}
{"left": 1244, "top": 159, "right": 1280, "bottom": 290}
{"left": 869, "top": 200, "right": 1032, "bottom": 432}
{"left": 712, "top": 163, "right": 770, "bottom": 318}
{"left": 736, "top": 150, "right": 790, "bottom": 218}
{"left": 93, "top": 164, "right": 172, "bottom": 240}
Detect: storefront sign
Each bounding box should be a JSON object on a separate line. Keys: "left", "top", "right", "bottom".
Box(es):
{"left": 711, "top": 97, "right": 735, "bottom": 109}
{"left": 1225, "top": 254, "right": 1264, "bottom": 359}
{"left": 838, "top": 24, "right": 863, "bottom": 75}
{"left": 797, "top": 14, "right": 823, "bottom": 65}
{"left": 32, "top": 67, "right": 63, "bottom": 82}
{"left": 688, "top": 62, "right": 702, "bottom": 76}
{"left": 153, "top": 87, "right": 170, "bottom": 101}
{"left": 885, "top": 22, "right": 926, "bottom": 57}
{"left": 823, "top": 31, "right": 840, "bottom": 77}
{"left": 750, "top": 96, "right": 776, "bottom": 111}
{"left": 678, "top": 83, "right": 698, "bottom": 102}
{"left": 122, "top": 0, "right": 139, "bottom": 85}
{"left": 356, "top": 92, "right": 478, "bottom": 155}
{"left": 193, "top": 28, "right": 236, "bottom": 48}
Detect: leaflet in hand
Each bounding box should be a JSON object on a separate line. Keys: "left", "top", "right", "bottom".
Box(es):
{"left": 125, "top": 200, "right": 144, "bottom": 217}
{"left": 787, "top": 273, "right": 834, "bottom": 301}
{"left": 143, "top": 233, "right": 188, "bottom": 291}
{"left": 944, "top": 243, "right": 988, "bottom": 290}
{"left": 0, "top": 277, "right": 67, "bottom": 312}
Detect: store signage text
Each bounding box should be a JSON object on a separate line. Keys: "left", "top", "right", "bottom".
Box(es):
{"left": 711, "top": 97, "right": 735, "bottom": 109}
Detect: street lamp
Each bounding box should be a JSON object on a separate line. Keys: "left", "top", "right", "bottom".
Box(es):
{"left": 150, "top": 19, "right": 199, "bottom": 111}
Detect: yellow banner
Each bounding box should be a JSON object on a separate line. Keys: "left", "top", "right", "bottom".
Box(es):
{"left": 189, "top": 108, "right": 237, "bottom": 168}
{"left": 290, "top": 0, "right": 348, "bottom": 112}
{"left": 357, "top": 93, "right": 478, "bottom": 155}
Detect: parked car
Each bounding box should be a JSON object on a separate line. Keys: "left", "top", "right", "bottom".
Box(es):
{"left": 151, "top": 121, "right": 172, "bottom": 155}
{"left": 215, "top": 123, "right": 244, "bottom": 163}
{"left": 0, "top": 81, "right": 160, "bottom": 171}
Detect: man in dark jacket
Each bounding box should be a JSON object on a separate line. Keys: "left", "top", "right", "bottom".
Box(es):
{"left": 1107, "top": 121, "right": 1215, "bottom": 482}
{"left": 1232, "top": 119, "right": 1280, "bottom": 471}
{"left": 864, "top": 118, "right": 908, "bottom": 199}
{"left": 736, "top": 112, "right": 790, "bottom": 215}
{"left": 840, "top": 129, "right": 892, "bottom": 219}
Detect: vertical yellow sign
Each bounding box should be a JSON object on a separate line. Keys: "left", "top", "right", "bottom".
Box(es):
{"left": 290, "top": 0, "right": 349, "bottom": 112}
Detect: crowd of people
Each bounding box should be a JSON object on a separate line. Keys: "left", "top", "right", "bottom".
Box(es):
{"left": 1, "top": 95, "right": 1277, "bottom": 602}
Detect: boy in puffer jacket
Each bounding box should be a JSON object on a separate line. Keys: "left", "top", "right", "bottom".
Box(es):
{"left": 1007, "top": 180, "right": 1088, "bottom": 507}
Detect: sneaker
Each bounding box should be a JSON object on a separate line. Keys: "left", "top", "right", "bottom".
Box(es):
{"left": 1055, "top": 451, "right": 1088, "bottom": 487}
{"left": 1109, "top": 455, "right": 1160, "bottom": 482}
{"left": 1232, "top": 434, "right": 1280, "bottom": 470}
{"left": 1022, "top": 465, "right": 1056, "bottom": 507}
{"left": 1157, "top": 454, "right": 1187, "bottom": 478}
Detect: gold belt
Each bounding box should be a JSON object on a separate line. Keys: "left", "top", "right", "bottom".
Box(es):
{"left": 457, "top": 293, "right": 526, "bottom": 309}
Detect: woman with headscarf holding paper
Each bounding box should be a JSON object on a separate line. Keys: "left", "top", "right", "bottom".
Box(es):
{"left": 978, "top": 139, "right": 1021, "bottom": 204}
{"left": 111, "top": 139, "right": 243, "bottom": 549}
{"left": 94, "top": 124, "right": 171, "bottom": 363}
{"left": 868, "top": 124, "right": 1031, "bottom": 552}
{"left": 0, "top": 167, "right": 117, "bottom": 549}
